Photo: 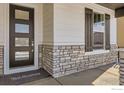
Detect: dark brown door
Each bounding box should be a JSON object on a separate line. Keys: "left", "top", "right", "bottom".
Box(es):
{"left": 9, "top": 4, "right": 34, "bottom": 68}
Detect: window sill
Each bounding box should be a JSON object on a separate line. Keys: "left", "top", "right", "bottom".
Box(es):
{"left": 85, "top": 49, "right": 109, "bottom": 55}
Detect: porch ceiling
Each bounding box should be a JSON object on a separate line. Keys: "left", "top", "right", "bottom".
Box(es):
{"left": 98, "top": 3, "right": 124, "bottom": 10}
{"left": 98, "top": 3, "right": 124, "bottom": 17}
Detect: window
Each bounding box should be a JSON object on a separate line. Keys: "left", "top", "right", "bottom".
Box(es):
{"left": 93, "top": 12, "right": 105, "bottom": 49}
{"left": 85, "top": 8, "right": 110, "bottom": 52}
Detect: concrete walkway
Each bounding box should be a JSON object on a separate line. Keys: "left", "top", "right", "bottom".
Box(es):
{"left": 24, "top": 63, "right": 119, "bottom": 85}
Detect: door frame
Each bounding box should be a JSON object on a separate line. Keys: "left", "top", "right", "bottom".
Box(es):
{"left": 4, "top": 3, "right": 40, "bottom": 75}
{"left": 9, "top": 4, "right": 34, "bottom": 67}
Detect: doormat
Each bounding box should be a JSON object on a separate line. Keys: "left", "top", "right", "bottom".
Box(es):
{"left": 0, "top": 68, "right": 50, "bottom": 85}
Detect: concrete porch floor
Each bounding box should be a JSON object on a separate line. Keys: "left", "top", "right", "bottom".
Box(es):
{"left": 24, "top": 63, "right": 119, "bottom": 85}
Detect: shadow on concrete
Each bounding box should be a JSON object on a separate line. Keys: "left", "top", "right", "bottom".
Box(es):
{"left": 0, "top": 68, "right": 50, "bottom": 85}
{"left": 56, "top": 63, "right": 119, "bottom": 85}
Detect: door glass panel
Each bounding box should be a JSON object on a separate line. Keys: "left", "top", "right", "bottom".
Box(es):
{"left": 15, "top": 9, "right": 29, "bottom": 20}
{"left": 15, "top": 51, "right": 29, "bottom": 61}
{"left": 15, "top": 38, "right": 29, "bottom": 46}
{"left": 15, "top": 24, "right": 29, "bottom": 33}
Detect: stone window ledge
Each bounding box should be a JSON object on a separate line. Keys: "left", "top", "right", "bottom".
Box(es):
{"left": 85, "top": 49, "right": 109, "bottom": 55}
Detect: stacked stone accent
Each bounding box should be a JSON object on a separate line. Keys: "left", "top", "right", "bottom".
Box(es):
{"left": 120, "top": 59, "right": 124, "bottom": 85}
{"left": 0, "top": 46, "right": 4, "bottom": 75}
{"left": 38, "top": 45, "right": 42, "bottom": 68}
{"left": 110, "top": 44, "right": 118, "bottom": 50}
{"left": 41, "top": 45, "right": 54, "bottom": 75}
{"left": 41, "top": 44, "right": 118, "bottom": 77}
{"left": 119, "top": 49, "right": 124, "bottom": 85}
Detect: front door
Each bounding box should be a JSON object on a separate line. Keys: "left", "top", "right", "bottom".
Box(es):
{"left": 9, "top": 4, "right": 34, "bottom": 68}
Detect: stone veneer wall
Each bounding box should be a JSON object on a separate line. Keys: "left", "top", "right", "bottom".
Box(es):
{"left": 38, "top": 45, "right": 42, "bottom": 68}
{"left": 0, "top": 46, "right": 4, "bottom": 75}
{"left": 41, "top": 45, "right": 54, "bottom": 75}
{"left": 120, "top": 59, "right": 124, "bottom": 85}
{"left": 41, "top": 44, "right": 118, "bottom": 77}
{"left": 119, "top": 50, "right": 124, "bottom": 85}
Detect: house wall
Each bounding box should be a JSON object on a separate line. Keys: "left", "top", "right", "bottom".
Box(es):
{"left": 54, "top": 3, "right": 117, "bottom": 45}
{"left": 43, "top": 4, "right": 54, "bottom": 45}
{"left": 42, "top": 3, "right": 118, "bottom": 77}
{"left": 117, "top": 17, "right": 124, "bottom": 48}
{"left": 41, "top": 4, "right": 54, "bottom": 74}
{"left": 0, "top": 4, "right": 5, "bottom": 75}
{"left": 0, "top": 3, "right": 118, "bottom": 77}
{"left": 0, "top": 4, "right": 4, "bottom": 45}
{"left": 54, "top": 4, "right": 84, "bottom": 45}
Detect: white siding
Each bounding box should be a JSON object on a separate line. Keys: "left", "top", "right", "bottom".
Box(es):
{"left": 54, "top": 3, "right": 117, "bottom": 45}
{"left": 0, "top": 4, "right": 5, "bottom": 45}
{"left": 54, "top": 4, "right": 84, "bottom": 45}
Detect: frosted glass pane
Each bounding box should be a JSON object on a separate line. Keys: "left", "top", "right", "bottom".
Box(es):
{"left": 15, "top": 10, "right": 29, "bottom": 20}
{"left": 15, "top": 38, "right": 29, "bottom": 46}
{"left": 15, "top": 51, "right": 29, "bottom": 61}
{"left": 15, "top": 24, "right": 29, "bottom": 33}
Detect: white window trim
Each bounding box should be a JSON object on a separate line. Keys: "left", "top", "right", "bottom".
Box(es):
{"left": 85, "top": 49, "right": 109, "bottom": 55}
